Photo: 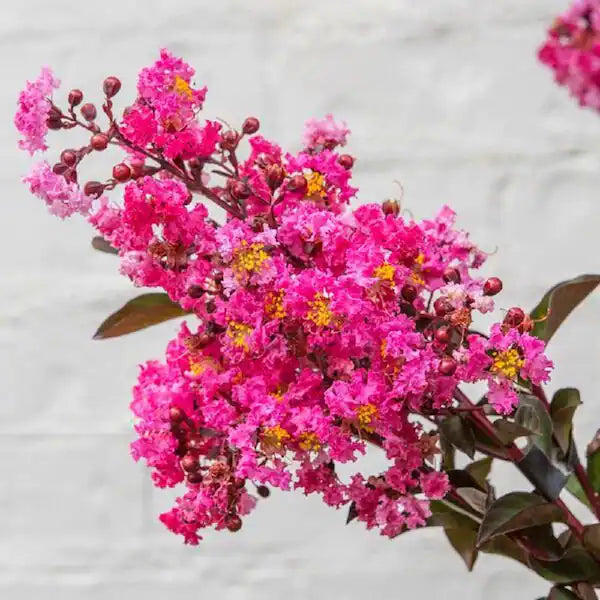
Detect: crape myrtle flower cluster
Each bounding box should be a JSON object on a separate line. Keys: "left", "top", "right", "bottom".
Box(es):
{"left": 539, "top": 0, "right": 600, "bottom": 111}
{"left": 16, "top": 49, "right": 553, "bottom": 544}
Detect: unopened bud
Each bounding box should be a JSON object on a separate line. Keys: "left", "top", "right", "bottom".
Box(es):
{"left": 91, "top": 133, "right": 109, "bottom": 151}
{"left": 112, "top": 163, "right": 131, "bottom": 182}
{"left": 242, "top": 117, "right": 260, "bottom": 135}
{"left": 103, "top": 76, "right": 121, "bottom": 98}
{"left": 382, "top": 199, "right": 400, "bottom": 217}
{"left": 443, "top": 267, "right": 461, "bottom": 284}
{"left": 338, "top": 154, "right": 354, "bottom": 169}
{"left": 68, "top": 89, "right": 83, "bottom": 106}
{"left": 81, "top": 103, "right": 97, "bottom": 121}
{"left": 83, "top": 181, "right": 105, "bottom": 197}
{"left": 483, "top": 277, "right": 503, "bottom": 296}
{"left": 225, "top": 514, "right": 243, "bottom": 532}
{"left": 433, "top": 297, "right": 453, "bottom": 316}
{"left": 438, "top": 357, "right": 457, "bottom": 376}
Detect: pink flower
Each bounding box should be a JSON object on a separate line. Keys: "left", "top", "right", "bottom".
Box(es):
{"left": 303, "top": 114, "right": 350, "bottom": 151}
{"left": 23, "top": 161, "right": 92, "bottom": 218}
{"left": 15, "top": 67, "right": 60, "bottom": 155}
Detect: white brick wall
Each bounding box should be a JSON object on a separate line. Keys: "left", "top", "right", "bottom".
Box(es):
{"left": 3, "top": 1, "right": 600, "bottom": 597}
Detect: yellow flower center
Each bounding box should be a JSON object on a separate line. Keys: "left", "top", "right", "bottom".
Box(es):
{"left": 232, "top": 241, "right": 269, "bottom": 277}
{"left": 374, "top": 262, "right": 396, "bottom": 284}
{"left": 298, "top": 432, "right": 321, "bottom": 452}
{"left": 410, "top": 253, "right": 426, "bottom": 285}
{"left": 188, "top": 356, "right": 220, "bottom": 376}
{"left": 307, "top": 293, "right": 333, "bottom": 327}
{"left": 306, "top": 171, "right": 327, "bottom": 198}
{"left": 173, "top": 75, "right": 193, "bottom": 99}
{"left": 355, "top": 403, "right": 379, "bottom": 433}
{"left": 226, "top": 321, "right": 253, "bottom": 352}
{"left": 491, "top": 348, "right": 524, "bottom": 379}
{"left": 265, "top": 289, "right": 286, "bottom": 319}
{"left": 261, "top": 425, "right": 290, "bottom": 450}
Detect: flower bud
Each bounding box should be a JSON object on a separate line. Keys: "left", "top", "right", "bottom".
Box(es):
{"left": 46, "top": 118, "right": 63, "bottom": 130}
{"left": 399, "top": 302, "right": 417, "bottom": 318}
{"left": 81, "top": 103, "right": 97, "bottom": 121}
{"left": 220, "top": 130, "right": 239, "bottom": 149}
{"left": 338, "top": 154, "right": 354, "bottom": 169}
{"left": 112, "top": 163, "right": 131, "bottom": 182}
{"left": 256, "top": 485, "right": 270, "bottom": 498}
{"left": 382, "top": 199, "right": 400, "bottom": 217}
{"left": 103, "top": 76, "right": 122, "bottom": 97}
{"left": 503, "top": 307, "right": 525, "bottom": 328}
{"left": 186, "top": 471, "right": 203, "bottom": 484}
{"left": 225, "top": 514, "right": 243, "bottom": 532}
{"left": 433, "top": 297, "right": 453, "bottom": 316}
{"left": 242, "top": 117, "right": 260, "bottom": 135}
{"left": 187, "top": 285, "right": 205, "bottom": 299}
{"left": 438, "top": 357, "right": 457, "bottom": 376}
{"left": 401, "top": 284, "right": 417, "bottom": 303}
{"left": 68, "top": 89, "right": 83, "bottom": 106}
{"left": 266, "top": 164, "right": 285, "bottom": 190}
{"left": 169, "top": 406, "right": 185, "bottom": 424}
{"left": 91, "top": 133, "right": 109, "bottom": 151}
{"left": 483, "top": 277, "right": 503, "bottom": 296}
{"left": 52, "top": 162, "right": 69, "bottom": 175}
{"left": 288, "top": 174, "right": 307, "bottom": 194}
{"left": 435, "top": 326, "right": 451, "bottom": 344}
{"left": 231, "top": 181, "right": 250, "bottom": 200}
{"left": 443, "top": 267, "right": 461, "bottom": 284}
{"left": 61, "top": 150, "right": 77, "bottom": 167}
{"left": 83, "top": 181, "right": 105, "bottom": 197}
{"left": 181, "top": 454, "right": 200, "bottom": 473}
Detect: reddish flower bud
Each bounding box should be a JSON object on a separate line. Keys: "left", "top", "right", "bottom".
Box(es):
{"left": 519, "top": 315, "right": 534, "bottom": 334}
{"left": 443, "top": 267, "right": 461, "bottom": 284}
{"left": 288, "top": 174, "right": 307, "bottom": 194}
{"left": 433, "top": 297, "right": 453, "bottom": 316}
{"left": 46, "top": 118, "right": 63, "bottom": 130}
{"left": 504, "top": 307, "right": 525, "bottom": 328}
{"left": 382, "top": 199, "right": 400, "bottom": 217}
{"left": 401, "top": 284, "right": 418, "bottom": 303}
{"left": 186, "top": 471, "right": 203, "bottom": 484}
{"left": 61, "top": 150, "right": 77, "bottom": 167}
{"left": 169, "top": 406, "right": 185, "bottom": 424}
{"left": 187, "top": 285, "right": 205, "bottom": 299}
{"left": 225, "top": 514, "right": 243, "bottom": 532}
{"left": 81, "top": 103, "right": 97, "bottom": 121}
{"left": 338, "top": 154, "right": 354, "bottom": 169}
{"left": 435, "top": 326, "right": 451, "bottom": 344}
{"left": 242, "top": 117, "right": 260, "bottom": 135}
{"left": 90, "top": 133, "right": 109, "bottom": 151}
{"left": 256, "top": 485, "right": 270, "bottom": 498}
{"left": 231, "top": 181, "right": 250, "bottom": 200}
{"left": 83, "top": 181, "right": 105, "bottom": 197}
{"left": 103, "top": 76, "right": 121, "bottom": 98}
{"left": 483, "top": 277, "right": 503, "bottom": 296}
{"left": 68, "top": 89, "right": 83, "bottom": 106}
{"left": 112, "top": 163, "right": 131, "bottom": 182}
{"left": 438, "top": 357, "right": 457, "bottom": 376}
{"left": 266, "top": 164, "right": 285, "bottom": 190}
{"left": 52, "top": 162, "right": 69, "bottom": 175}
{"left": 399, "top": 301, "right": 417, "bottom": 318}
{"left": 181, "top": 454, "right": 200, "bottom": 473}
{"left": 220, "top": 130, "right": 239, "bottom": 149}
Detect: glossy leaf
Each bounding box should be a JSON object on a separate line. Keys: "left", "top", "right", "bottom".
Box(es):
{"left": 529, "top": 548, "right": 599, "bottom": 584}
{"left": 530, "top": 274, "right": 600, "bottom": 343}
{"left": 440, "top": 415, "right": 475, "bottom": 459}
{"left": 456, "top": 487, "right": 488, "bottom": 515}
{"left": 583, "top": 524, "right": 600, "bottom": 561}
{"left": 494, "top": 419, "right": 536, "bottom": 444}
{"left": 465, "top": 457, "right": 493, "bottom": 488}
{"left": 518, "top": 445, "right": 567, "bottom": 501}
{"left": 93, "top": 293, "right": 188, "bottom": 339}
{"left": 477, "top": 492, "right": 565, "bottom": 547}
{"left": 550, "top": 389, "right": 582, "bottom": 457}
{"left": 428, "top": 500, "right": 481, "bottom": 529}
{"left": 91, "top": 236, "right": 118, "bottom": 255}
{"left": 516, "top": 394, "right": 553, "bottom": 456}
{"left": 480, "top": 534, "right": 529, "bottom": 567}
{"left": 444, "top": 527, "right": 479, "bottom": 571}
{"left": 565, "top": 473, "right": 592, "bottom": 510}
{"left": 548, "top": 587, "right": 581, "bottom": 600}
{"left": 588, "top": 450, "right": 600, "bottom": 493}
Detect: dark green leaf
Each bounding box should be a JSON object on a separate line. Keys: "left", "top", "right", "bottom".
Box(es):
{"left": 465, "top": 457, "right": 493, "bottom": 488}
{"left": 565, "top": 473, "right": 592, "bottom": 510}
{"left": 548, "top": 587, "right": 581, "bottom": 600}
{"left": 479, "top": 534, "right": 529, "bottom": 567}
{"left": 517, "top": 524, "right": 566, "bottom": 560}
{"left": 444, "top": 527, "right": 479, "bottom": 571}
{"left": 456, "top": 487, "right": 488, "bottom": 515}
{"left": 588, "top": 450, "right": 600, "bottom": 493}
{"left": 346, "top": 501, "right": 358, "bottom": 524}
{"left": 518, "top": 445, "right": 567, "bottom": 501}
{"left": 530, "top": 274, "right": 600, "bottom": 344}
{"left": 440, "top": 415, "right": 475, "bottom": 459}
{"left": 91, "top": 236, "right": 118, "bottom": 255}
{"left": 494, "top": 419, "right": 536, "bottom": 444}
{"left": 583, "top": 524, "right": 600, "bottom": 561}
{"left": 529, "top": 548, "right": 599, "bottom": 584}
{"left": 440, "top": 434, "right": 456, "bottom": 471}
{"left": 93, "top": 293, "right": 188, "bottom": 339}
{"left": 472, "top": 426, "right": 512, "bottom": 460}
{"left": 447, "top": 469, "right": 486, "bottom": 492}
{"left": 477, "top": 492, "right": 565, "bottom": 547}
{"left": 516, "top": 394, "right": 553, "bottom": 456}
{"left": 428, "top": 500, "right": 481, "bottom": 530}
{"left": 551, "top": 389, "right": 582, "bottom": 457}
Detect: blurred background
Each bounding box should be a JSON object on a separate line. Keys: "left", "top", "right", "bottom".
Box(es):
{"left": 2, "top": 1, "right": 599, "bottom": 598}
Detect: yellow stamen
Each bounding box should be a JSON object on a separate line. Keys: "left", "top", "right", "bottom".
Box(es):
{"left": 262, "top": 425, "right": 290, "bottom": 450}
{"left": 173, "top": 75, "right": 193, "bottom": 99}
{"left": 298, "top": 432, "right": 321, "bottom": 452}
{"left": 355, "top": 403, "right": 379, "bottom": 433}
{"left": 410, "top": 253, "right": 426, "bottom": 285}
{"left": 307, "top": 293, "right": 333, "bottom": 327}
{"left": 374, "top": 262, "right": 396, "bottom": 284}
{"left": 491, "top": 348, "right": 524, "bottom": 379}
{"left": 306, "top": 171, "right": 327, "bottom": 198}
{"left": 265, "top": 289, "right": 286, "bottom": 319}
{"left": 226, "top": 321, "right": 253, "bottom": 352}
{"left": 232, "top": 241, "right": 269, "bottom": 277}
